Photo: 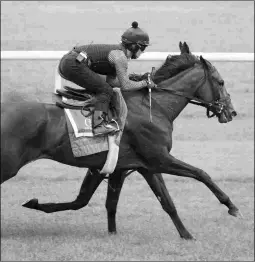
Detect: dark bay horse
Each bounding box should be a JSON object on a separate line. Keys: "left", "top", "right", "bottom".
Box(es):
{"left": 1, "top": 45, "right": 240, "bottom": 240}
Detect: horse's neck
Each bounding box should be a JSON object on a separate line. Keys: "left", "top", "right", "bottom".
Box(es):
{"left": 122, "top": 66, "right": 204, "bottom": 124}
{"left": 159, "top": 65, "right": 202, "bottom": 93}
{"left": 154, "top": 66, "right": 204, "bottom": 122}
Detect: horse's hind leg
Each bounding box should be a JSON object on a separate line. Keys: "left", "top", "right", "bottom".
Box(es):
{"left": 105, "top": 170, "right": 127, "bottom": 234}
{"left": 139, "top": 170, "right": 194, "bottom": 240}
{"left": 23, "top": 168, "right": 104, "bottom": 213}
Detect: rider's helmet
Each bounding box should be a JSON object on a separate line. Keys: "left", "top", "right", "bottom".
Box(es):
{"left": 121, "top": 21, "right": 149, "bottom": 52}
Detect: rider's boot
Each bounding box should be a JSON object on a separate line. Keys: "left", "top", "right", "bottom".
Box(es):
{"left": 93, "top": 110, "right": 119, "bottom": 136}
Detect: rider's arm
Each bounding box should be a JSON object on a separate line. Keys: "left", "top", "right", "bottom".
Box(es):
{"left": 106, "top": 74, "right": 121, "bottom": 87}
{"left": 107, "top": 50, "right": 148, "bottom": 91}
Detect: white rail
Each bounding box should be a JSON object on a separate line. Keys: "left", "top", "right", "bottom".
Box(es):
{"left": 1, "top": 51, "right": 254, "bottom": 62}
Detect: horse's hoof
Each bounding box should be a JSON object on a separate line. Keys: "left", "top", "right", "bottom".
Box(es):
{"left": 228, "top": 207, "right": 243, "bottom": 218}
{"left": 181, "top": 233, "right": 195, "bottom": 241}
{"left": 108, "top": 231, "right": 117, "bottom": 235}
{"left": 22, "top": 198, "right": 39, "bottom": 209}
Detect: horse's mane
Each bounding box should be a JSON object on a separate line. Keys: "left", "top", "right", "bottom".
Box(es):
{"left": 129, "top": 53, "right": 199, "bottom": 84}
{"left": 153, "top": 53, "right": 199, "bottom": 84}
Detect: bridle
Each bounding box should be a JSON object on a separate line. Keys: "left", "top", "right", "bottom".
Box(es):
{"left": 158, "top": 62, "right": 228, "bottom": 118}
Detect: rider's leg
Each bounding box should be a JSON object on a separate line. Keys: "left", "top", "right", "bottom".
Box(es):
{"left": 59, "top": 53, "right": 118, "bottom": 135}
{"left": 92, "top": 92, "right": 119, "bottom": 136}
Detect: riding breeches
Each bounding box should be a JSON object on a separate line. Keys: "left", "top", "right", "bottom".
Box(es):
{"left": 58, "top": 52, "right": 114, "bottom": 112}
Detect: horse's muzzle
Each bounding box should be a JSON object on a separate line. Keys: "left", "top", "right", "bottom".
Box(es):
{"left": 218, "top": 113, "right": 229, "bottom": 123}
{"left": 218, "top": 109, "right": 237, "bottom": 123}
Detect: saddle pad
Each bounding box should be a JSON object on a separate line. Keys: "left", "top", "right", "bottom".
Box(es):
{"left": 64, "top": 88, "right": 128, "bottom": 157}
{"left": 65, "top": 111, "right": 108, "bottom": 157}
{"left": 64, "top": 108, "right": 93, "bottom": 137}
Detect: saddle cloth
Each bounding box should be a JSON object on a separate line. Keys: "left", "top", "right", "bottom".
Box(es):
{"left": 64, "top": 107, "right": 93, "bottom": 137}
{"left": 64, "top": 88, "right": 127, "bottom": 157}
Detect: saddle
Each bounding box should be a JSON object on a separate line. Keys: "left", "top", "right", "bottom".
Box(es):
{"left": 55, "top": 85, "right": 121, "bottom": 124}
{"left": 53, "top": 84, "right": 127, "bottom": 174}
{"left": 55, "top": 86, "right": 95, "bottom": 110}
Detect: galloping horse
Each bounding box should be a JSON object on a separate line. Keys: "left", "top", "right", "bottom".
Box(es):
{"left": 1, "top": 42, "right": 240, "bottom": 240}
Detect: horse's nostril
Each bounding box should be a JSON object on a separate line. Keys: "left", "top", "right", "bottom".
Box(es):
{"left": 231, "top": 111, "right": 237, "bottom": 117}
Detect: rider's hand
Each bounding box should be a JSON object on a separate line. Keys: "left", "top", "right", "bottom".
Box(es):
{"left": 146, "top": 79, "right": 158, "bottom": 89}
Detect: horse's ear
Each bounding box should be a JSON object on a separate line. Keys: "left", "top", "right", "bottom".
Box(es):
{"left": 180, "top": 41, "right": 190, "bottom": 54}
{"left": 179, "top": 41, "right": 183, "bottom": 51}
{"left": 200, "top": 55, "right": 205, "bottom": 62}
{"left": 183, "top": 42, "right": 190, "bottom": 54}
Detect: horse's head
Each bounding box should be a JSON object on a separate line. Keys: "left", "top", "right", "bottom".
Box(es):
{"left": 129, "top": 41, "right": 237, "bottom": 124}
{"left": 195, "top": 55, "right": 237, "bottom": 123}
{"left": 153, "top": 42, "right": 236, "bottom": 124}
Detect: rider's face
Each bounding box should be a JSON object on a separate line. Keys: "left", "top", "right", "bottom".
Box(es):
{"left": 128, "top": 48, "right": 144, "bottom": 60}
{"left": 126, "top": 49, "right": 132, "bottom": 59}
{"left": 134, "top": 49, "right": 143, "bottom": 58}
{"left": 125, "top": 45, "right": 146, "bottom": 60}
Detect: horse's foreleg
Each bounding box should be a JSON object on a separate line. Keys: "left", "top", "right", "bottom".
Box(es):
{"left": 159, "top": 155, "right": 240, "bottom": 217}
{"left": 139, "top": 170, "right": 194, "bottom": 240}
{"left": 105, "top": 170, "right": 127, "bottom": 234}
{"left": 23, "top": 168, "right": 104, "bottom": 213}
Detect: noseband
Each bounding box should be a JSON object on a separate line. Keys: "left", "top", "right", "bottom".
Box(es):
{"left": 160, "top": 64, "right": 227, "bottom": 118}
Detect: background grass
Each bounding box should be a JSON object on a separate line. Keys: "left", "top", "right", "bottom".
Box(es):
{"left": 1, "top": 1, "right": 254, "bottom": 261}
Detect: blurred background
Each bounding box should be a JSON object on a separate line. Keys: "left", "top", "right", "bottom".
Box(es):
{"left": 1, "top": 1, "right": 254, "bottom": 51}
{"left": 1, "top": 1, "right": 254, "bottom": 102}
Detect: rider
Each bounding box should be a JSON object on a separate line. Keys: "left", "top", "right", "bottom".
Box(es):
{"left": 58, "top": 21, "right": 157, "bottom": 136}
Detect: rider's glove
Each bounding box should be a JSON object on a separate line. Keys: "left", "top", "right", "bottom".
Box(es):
{"left": 146, "top": 79, "right": 158, "bottom": 89}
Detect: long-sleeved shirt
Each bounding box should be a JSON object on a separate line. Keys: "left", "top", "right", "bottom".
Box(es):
{"left": 73, "top": 44, "right": 147, "bottom": 91}
{"left": 107, "top": 49, "right": 147, "bottom": 91}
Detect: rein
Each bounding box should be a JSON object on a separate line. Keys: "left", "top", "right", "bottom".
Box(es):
{"left": 157, "top": 65, "right": 226, "bottom": 118}
{"left": 161, "top": 88, "right": 225, "bottom": 118}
